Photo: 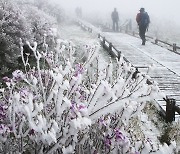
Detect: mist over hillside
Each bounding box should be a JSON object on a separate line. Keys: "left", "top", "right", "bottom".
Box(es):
{"left": 55, "top": 0, "right": 180, "bottom": 45}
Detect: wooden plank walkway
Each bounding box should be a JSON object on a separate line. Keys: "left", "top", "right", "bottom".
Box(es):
{"left": 101, "top": 32, "right": 180, "bottom": 120}
{"left": 76, "top": 20, "right": 180, "bottom": 121}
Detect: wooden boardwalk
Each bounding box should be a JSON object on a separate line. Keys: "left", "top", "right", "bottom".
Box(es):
{"left": 76, "top": 20, "right": 180, "bottom": 121}
{"left": 101, "top": 32, "right": 180, "bottom": 120}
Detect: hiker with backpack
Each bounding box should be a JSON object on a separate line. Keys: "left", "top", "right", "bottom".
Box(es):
{"left": 111, "top": 8, "right": 119, "bottom": 32}
{"left": 136, "top": 8, "right": 150, "bottom": 45}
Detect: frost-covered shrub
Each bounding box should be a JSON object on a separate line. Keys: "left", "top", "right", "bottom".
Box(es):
{"left": 0, "top": 37, "right": 98, "bottom": 153}
{"left": 19, "top": 4, "right": 57, "bottom": 45}
{"left": 0, "top": 31, "right": 177, "bottom": 154}
{"left": 0, "top": 0, "right": 32, "bottom": 75}
{"left": 0, "top": 0, "right": 58, "bottom": 79}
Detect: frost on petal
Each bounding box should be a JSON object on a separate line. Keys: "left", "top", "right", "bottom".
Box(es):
{"left": 0, "top": 124, "right": 10, "bottom": 135}
{"left": 12, "top": 70, "right": 25, "bottom": 81}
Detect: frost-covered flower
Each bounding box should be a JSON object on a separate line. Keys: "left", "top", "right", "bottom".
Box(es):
{"left": 78, "top": 104, "right": 86, "bottom": 110}
{"left": 114, "top": 129, "right": 125, "bottom": 142}
{"left": 2, "top": 76, "right": 11, "bottom": 83}
{"left": 0, "top": 103, "right": 8, "bottom": 122}
{"left": 45, "top": 52, "right": 54, "bottom": 65}
{"left": 0, "top": 124, "right": 10, "bottom": 135}
{"left": 78, "top": 103, "right": 88, "bottom": 116}
{"left": 105, "top": 135, "right": 111, "bottom": 148}
{"left": 74, "top": 63, "right": 84, "bottom": 77}
{"left": 20, "top": 88, "right": 30, "bottom": 98}
{"left": 99, "top": 117, "right": 107, "bottom": 126}
{"left": 12, "top": 70, "right": 25, "bottom": 81}
{"left": 29, "top": 129, "right": 35, "bottom": 136}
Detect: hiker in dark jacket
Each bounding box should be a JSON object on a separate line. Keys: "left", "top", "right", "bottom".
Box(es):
{"left": 111, "top": 8, "right": 119, "bottom": 32}
{"left": 136, "top": 8, "right": 150, "bottom": 45}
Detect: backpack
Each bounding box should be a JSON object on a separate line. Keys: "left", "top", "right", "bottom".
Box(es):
{"left": 140, "top": 12, "right": 150, "bottom": 27}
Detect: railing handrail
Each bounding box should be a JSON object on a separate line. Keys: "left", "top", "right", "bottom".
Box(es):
{"left": 98, "top": 33, "right": 180, "bottom": 123}
{"left": 164, "top": 97, "right": 180, "bottom": 122}
{"left": 76, "top": 20, "right": 93, "bottom": 33}
{"left": 98, "top": 34, "right": 130, "bottom": 63}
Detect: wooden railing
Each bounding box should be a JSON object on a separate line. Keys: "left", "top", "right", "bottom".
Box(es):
{"left": 76, "top": 20, "right": 180, "bottom": 123}
{"left": 98, "top": 34, "right": 129, "bottom": 63}
{"left": 164, "top": 98, "right": 180, "bottom": 122}
{"left": 98, "top": 33, "right": 180, "bottom": 123}
{"left": 76, "top": 20, "right": 93, "bottom": 33}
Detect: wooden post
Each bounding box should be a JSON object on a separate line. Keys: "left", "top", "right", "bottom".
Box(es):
{"left": 103, "top": 37, "right": 106, "bottom": 44}
{"left": 166, "top": 98, "right": 176, "bottom": 123}
{"left": 98, "top": 34, "right": 100, "bottom": 38}
{"left": 155, "top": 39, "right": 158, "bottom": 44}
{"left": 109, "top": 43, "right": 112, "bottom": 53}
{"left": 173, "top": 43, "right": 176, "bottom": 52}
{"left": 118, "top": 51, "right": 121, "bottom": 61}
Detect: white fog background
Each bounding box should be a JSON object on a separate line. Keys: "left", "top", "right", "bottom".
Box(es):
{"left": 54, "top": 0, "right": 180, "bottom": 24}
{"left": 52, "top": 0, "right": 180, "bottom": 45}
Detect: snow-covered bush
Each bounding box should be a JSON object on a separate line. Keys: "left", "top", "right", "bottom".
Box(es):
{"left": 0, "top": 30, "right": 177, "bottom": 153}
{"left": 0, "top": 0, "right": 32, "bottom": 76}
{"left": 19, "top": 4, "right": 57, "bottom": 45}
{"left": 0, "top": 0, "right": 57, "bottom": 80}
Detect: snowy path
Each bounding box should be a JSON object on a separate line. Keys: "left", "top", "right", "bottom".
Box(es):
{"left": 101, "top": 32, "right": 180, "bottom": 109}
{"left": 102, "top": 32, "right": 180, "bottom": 76}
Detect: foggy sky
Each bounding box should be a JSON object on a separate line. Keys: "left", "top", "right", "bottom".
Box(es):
{"left": 54, "top": 0, "right": 180, "bottom": 25}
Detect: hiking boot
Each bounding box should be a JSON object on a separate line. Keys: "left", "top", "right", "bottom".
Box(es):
{"left": 142, "top": 39, "right": 146, "bottom": 45}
